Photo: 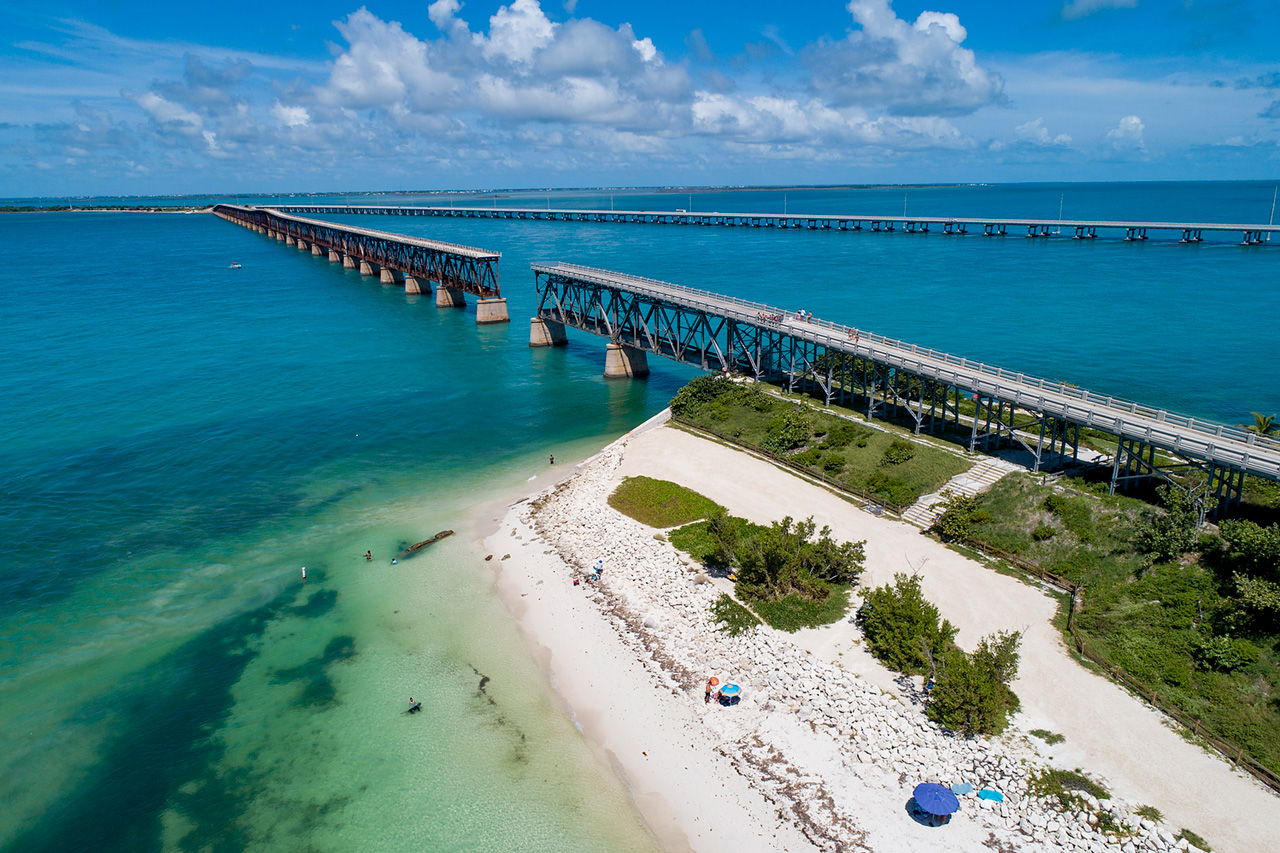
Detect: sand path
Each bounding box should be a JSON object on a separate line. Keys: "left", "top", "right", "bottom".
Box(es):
{"left": 615, "top": 425, "right": 1280, "bottom": 853}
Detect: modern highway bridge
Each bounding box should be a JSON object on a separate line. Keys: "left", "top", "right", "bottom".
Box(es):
{"left": 213, "top": 204, "right": 509, "bottom": 322}
{"left": 531, "top": 262, "right": 1280, "bottom": 518}
{"left": 271, "top": 203, "right": 1279, "bottom": 245}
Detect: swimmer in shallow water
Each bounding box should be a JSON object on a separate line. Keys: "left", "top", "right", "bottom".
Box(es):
{"left": 364, "top": 551, "right": 373, "bottom": 561}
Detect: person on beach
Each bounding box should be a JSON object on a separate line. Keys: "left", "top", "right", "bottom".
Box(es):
{"left": 705, "top": 676, "right": 719, "bottom": 704}
{"left": 549, "top": 453, "right": 555, "bottom": 465}
{"left": 593, "top": 559, "right": 603, "bottom": 577}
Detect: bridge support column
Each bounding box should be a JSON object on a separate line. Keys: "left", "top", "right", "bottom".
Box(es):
{"left": 311, "top": 243, "right": 324, "bottom": 256}
{"left": 296, "top": 239, "right": 309, "bottom": 251}
{"left": 436, "top": 286, "right": 466, "bottom": 308}
{"left": 379, "top": 267, "right": 403, "bottom": 285}
{"left": 285, "top": 236, "right": 295, "bottom": 246}
{"left": 342, "top": 254, "right": 357, "bottom": 269}
{"left": 475, "top": 298, "right": 510, "bottom": 325}
{"left": 603, "top": 343, "right": 649, "bottom": 379}
{"left": 529, "top": 317, "right": 567, "bottom": 346}
{"left": 358, "top": 260, "right": 377, "bottom": 276}
{"left": 328, "top": 250, "right": 341, "bottom": 263}
{"left": 404, "top": 275, "right": 428, "bottom": 294}
{"left": 276, "top": 231, "right": 285, "bottom": 241}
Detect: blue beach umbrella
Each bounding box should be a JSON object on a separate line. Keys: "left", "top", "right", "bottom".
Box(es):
{"left": 720, "top": 683, "right": 741, "bottom": 697}
{"left": 913, "top": 782, "right": 960, "bottom": 815}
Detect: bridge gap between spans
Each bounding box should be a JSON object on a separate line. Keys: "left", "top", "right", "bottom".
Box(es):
{"left": 212, "top": 205, "right": 509, "bottom": 325}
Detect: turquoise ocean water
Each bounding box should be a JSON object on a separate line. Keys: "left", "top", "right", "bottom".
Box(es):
{"left": 2, "top": 182, "right": 1279, "bottom": 852}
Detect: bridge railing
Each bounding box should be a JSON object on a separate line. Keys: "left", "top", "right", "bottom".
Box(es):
{"left": 540, "top": 262, "right": 1280, "bottom": 462}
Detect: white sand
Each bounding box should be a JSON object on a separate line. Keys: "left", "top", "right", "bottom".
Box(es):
{"left": 483, "top": 421, "right": 1279, "bottom": 853}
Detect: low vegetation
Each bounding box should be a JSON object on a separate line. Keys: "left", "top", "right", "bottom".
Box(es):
{"left": 670, "top": 375, "right": 969, "bottom": 509}
{"left": 608, "top": 476, "right": 723, "bottom": 528}
{"left": 711, "top": 593, "right": 762, "bottom": 636}
{"left": 1028, "top": 768, "right": 1110, "bottom": 810}
{"left": 857, "top": 574, "right": 1023, "bottom": 735}
{"left": 1028, "top": 729, "right": 1066, "bottom": 746}
{"left": 672, "top": 510, "right": 865, "bottom": 632}
{"left": 941, "top": 472, "right": 1280, "bottom": 775}
{"left": 1177, "top": 829, "right": 1211, "bottom": 851}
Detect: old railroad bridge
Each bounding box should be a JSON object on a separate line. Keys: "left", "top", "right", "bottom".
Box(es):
{"left": 213, "top": 204, "right": 1280, "bottom": 517}
{"left": 214, "top": 204, "right": 509, "bottom": 323}
{"left": 271, "top": 203, "right": 1279, "bottom": 245}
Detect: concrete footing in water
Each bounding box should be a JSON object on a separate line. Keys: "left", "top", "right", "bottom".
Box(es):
{"left": 603, "top": 343, "right": 650, "bottom": 379}
{"left": 343, "top": 254, "right": 357, "bottom": 270}
{"left": 529, "top": 317, "right": 568, "bottom": 347}
{"left": 311, "top": 243, "right": 324, "bottom": 256}
{"left": 380, "top": 268, "right": 404, "bottom": 285}
{"left": 475, "top": 298, "right": 510, "bottom": 324}
{"left": 436, "top": 286, "right": 466, "bottom": 308}
{"left": 359, "top": 260, "right": 377, "bottom": 276}
{"left": 329, "top": 250, "right": 341, "bottom": 263}
{"left": 404, "top": 276, "right": 428, "bottom": 294}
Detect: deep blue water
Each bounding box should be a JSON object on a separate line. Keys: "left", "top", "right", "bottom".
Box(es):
{"left": 2, "top": 181, "right": 1278, "bottom": 852}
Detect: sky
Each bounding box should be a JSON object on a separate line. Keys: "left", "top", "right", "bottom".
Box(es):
{"left": 1, "top": 0, "right": 1278, "bottom": 196}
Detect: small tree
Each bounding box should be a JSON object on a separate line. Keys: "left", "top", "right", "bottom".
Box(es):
{"left": 928, "top": 631, "right": 1023, "bottom": 736}
{"left": 857, "top": 573, "right": 957, "bottom": 674}
{"left": 936, "top": 491, "right": 980, "bottom": 542}
{"left": 764, "top": 407, "right": 811, "bottom": 454}
{"left": 1243, "top": 412, "right": 1279, "bottom": 437}
{"left": 1133, "top": 485, "right": 1198, "bottom": 566}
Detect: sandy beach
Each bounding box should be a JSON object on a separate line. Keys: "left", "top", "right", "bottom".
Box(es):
{"left": 482, "top": 417, "right": 1280, "bottom": 853}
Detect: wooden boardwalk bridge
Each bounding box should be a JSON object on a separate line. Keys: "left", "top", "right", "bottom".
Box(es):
{"left": 271, "top": 203, "right": 1280, "bottom": 245}
{"left": 213, "top": 204, "right": 509, "bottom": 323}
{"left": 531, "top": 262, "right": 1280, "bottom": 517}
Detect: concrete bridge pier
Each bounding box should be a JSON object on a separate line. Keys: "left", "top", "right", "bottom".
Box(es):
{"left": 379, "top": 267, "right": 404, "bottom": 285}
{"left": 359, "top": 259, "right": 377, "bottom": 276}
{"left": 342, "top": 254, "right": 357, "bottom": 269}
{"left": 603, "top": 343, "right": 650, "bottom": 379}
{"left": 285, "top": 236, "right": 295, "bottom": 246}
{"left": 296, "top": 239, "right": 309, "bottom": 251}
{"left": 276, "top": 231, "right": 285, "bottom": 241}
{"left": 529, "top": 317, "right": 568, "bottom": 347}
{"left": 404, "top": 275, "right": 428, "bottom": 294}
{"left": 328, "top": 250, "right": 341, "bottom": 263}
{"left": 436, "top": 286, "right": 466, "bottom": 308}
{"left": 475, "top": 298, "right": 510, "bottom": 324}
{"left": 311, "top": 243, "right": 324, "bottom": 256}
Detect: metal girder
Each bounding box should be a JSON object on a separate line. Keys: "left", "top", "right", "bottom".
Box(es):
{"left": 1109, "top": 438, "right": 1245, "bottom": 521}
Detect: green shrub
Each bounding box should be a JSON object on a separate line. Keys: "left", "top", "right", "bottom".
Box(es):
{"left": 669, "top": 374, "right": 735, "bottom": 417}
{"left": 822, "top": 454, "right": 846, "bottom": 475}
{"left": 1133, "top": 485, "right": 1199, "bottom": 565}
{"left": 1029, "top": 768, "right": 1110, "bottom": 809}
{"left": 880, "top": 438, "right": 917, "bottom": 465}
{"left": 750, "top": 583, "right": 851, "bottom": 632}
{"left": 936, "top": 491, "right": 981, "bottom": 541}
{"left": 1042, "top": 493, "right": 1095, "bottom": 542}
{"left": 927, "top": 648, "right": 1020, "bottom": 735}
{"left": 791, "top": 448, "right": 823, "bottom": 467}
{"left": 857, "top": 573, "right": 957, "bottom": 675}
{"left": 608, "top": 476, "right": 723, "bottom": 528}
{"left": 819, "top": 421, "right": 871, "bottom": 450}
{"left": 1032, "top": 524, "right": 1056, "bottom": 541}
{"left": 864, "top": 470, "right": 919, "bottom": 507}
{"left": 1189, "top": 633, "right": 1260, "bottom": 672}
{"left": 764, "top": 408, "right": 811, "bottom": 454}
{"left": 1135, "top": 805, "right": 1163, "bottom": 822}
{"left": 711, "top": 594, "right": 761, "bottom": 636}
{"left": 1177, "top": 829, "right": 1211, "bottom": 851}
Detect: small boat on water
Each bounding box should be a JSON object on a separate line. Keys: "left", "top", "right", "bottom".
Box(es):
{"left": 229, "top": 262, "right": 242, "bottom": 269}
{"left": 397, "top": 530, "right": 454, "bottom": 560}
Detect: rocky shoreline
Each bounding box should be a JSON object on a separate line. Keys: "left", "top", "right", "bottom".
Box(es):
{"left": 513, "top": 438, "right": 1208, "bottom": 853}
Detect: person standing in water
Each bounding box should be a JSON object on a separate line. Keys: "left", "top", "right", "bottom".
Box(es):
{"left": 301, "top": 566, "right": 307, "bottom": 581}
{"left": 364, "top": 551, "right": 373, "bottom": 562}
{"left": 549, "top": 453, "right": 555, "bottom": 465}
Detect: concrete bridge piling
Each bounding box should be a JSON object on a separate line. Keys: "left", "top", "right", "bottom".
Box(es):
{"left": 529, "top": 317, "right": 568, "bottom": 347}
{"left": 603, "top": 342, "right": 650, "bottom": 379}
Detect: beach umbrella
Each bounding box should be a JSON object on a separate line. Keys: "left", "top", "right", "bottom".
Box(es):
{"left": 720, "top": 683, "right": 740, "bottom": 697}
{"left": 913, "top": 783, "right": 960, "bottom": 815}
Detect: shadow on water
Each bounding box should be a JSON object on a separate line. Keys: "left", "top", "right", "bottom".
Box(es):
{"left": 2, "top": 584, "right": 340, "bottom": 853}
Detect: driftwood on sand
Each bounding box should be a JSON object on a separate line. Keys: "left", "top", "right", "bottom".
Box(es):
{"left": 397, "top": 530, "right": 454, "bottom": 560}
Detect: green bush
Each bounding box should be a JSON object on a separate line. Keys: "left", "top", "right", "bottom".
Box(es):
{"left": 927, "top": 648, "right": 1020, "bottom": 735}
{"left": 711, "top": 594, "right": 761, "bottom": 636}
{"left": 669, "top": 374, "right": 735, "bottom": 417}
{"left": 764, "top": 408, "right": 811, "bottom": 454}
{"left": 791, "top": 448, "right": 823, "bottom": 467}
{"left": 1133, "top": 485, "right": 1199, "bottom": 566}
{"left": 820, "top": 421, "right": 871, "bottom": 450}
{"left": 1189, "top": 633, "right": 1260, "bottom": 672}
{"left": 1032, "top": 524, "right": 1056, "bottom": 541}
{"left": 1029, "top": 768, "right": 1110, "bottom": 810}
{"left": 822, "top": 454, "right": 846, "bottom": 475}
{"left": 857, "top": 573, "right": 957, "bottom": 675}
{"left": 880, "top": 438, "right": 917, "bottom": 465}
{"left": 864, "top": 470, "right": 919, "bottom": 507}
{"left": 750, "top": 583, "right": 851, "bottom": 632}
{"left": 936, "top": 492, "right": 981, "bottom": 541}
{"left": 1042, "top": 493, "right": 1095, "bottom": 542}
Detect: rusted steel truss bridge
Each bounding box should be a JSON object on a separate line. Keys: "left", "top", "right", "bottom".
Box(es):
{"left": 533, "top": 262, "right": 1280, "bottom": 518}
{"left": 213, "top": 205, "right": 505, "bottom": 319}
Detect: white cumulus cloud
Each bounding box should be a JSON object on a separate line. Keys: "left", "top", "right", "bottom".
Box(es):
{"left": 806, "top": 0, "right": 1004, "bottom": 116}
{"left": 1015, "top": 117, "right": 1071, "bottom": 146}
{"left": 271, "top": 102, "right": 310, "bottom": 128}
{"left": 476, "top": 0, "right": 557, "bottom": 64}
{"left": 1106, "top": 114, "right": 1145, "bottom": 150}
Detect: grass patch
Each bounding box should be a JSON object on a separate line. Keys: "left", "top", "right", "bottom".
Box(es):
{"left": 668, "top": 520, "right": 725, "bottom": 566}
{"left": 750, "top": 581, "right": 850, "bottom": 633}
{"left": 1177, "top": 829, "right": 1211, "bottom": 851}
{"left": 711, "top": 593, "right": 762, "bottom": 636}
{"left": 1029, "top": 768, "right": 1110, "bottom": 809}
{"left": 1029, "top": 728, "right": 1066, "bottom": 746}
{"left": 1134, "top": 805, "right": 1163, "bottom": 822}
{"left": 608, "top": 476, "right": 722, "bottom": 528}
{"left": 670, "top": 376, "right": 969, "bottom": 508}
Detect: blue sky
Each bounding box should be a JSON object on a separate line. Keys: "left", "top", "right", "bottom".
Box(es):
{"left": 2, "top": 0, "right": 1278, "bottom": 196}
